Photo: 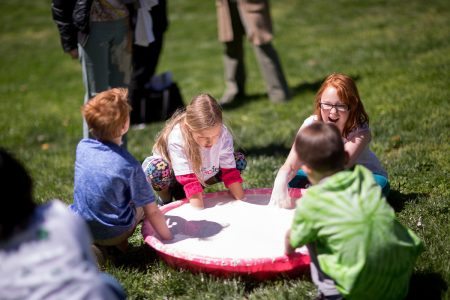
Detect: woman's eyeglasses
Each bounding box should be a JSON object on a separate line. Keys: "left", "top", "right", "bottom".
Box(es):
{"left": 320, "top": 102, "right": 350, "bottom": 112}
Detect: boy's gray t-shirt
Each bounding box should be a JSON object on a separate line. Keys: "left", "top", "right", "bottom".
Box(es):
{"left": 0, "top": 200, "right": 122, "bottom": 300}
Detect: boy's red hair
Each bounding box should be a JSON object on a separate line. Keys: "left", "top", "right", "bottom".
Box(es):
{"left": 82, "top": 88, "right": 131, "bottom": 141}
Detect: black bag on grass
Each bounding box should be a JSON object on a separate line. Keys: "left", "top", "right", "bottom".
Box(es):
{"left": 130, "top": 72, "right": 184, "bottom": 125}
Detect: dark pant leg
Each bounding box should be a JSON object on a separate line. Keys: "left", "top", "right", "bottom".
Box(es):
{"left": 307, "top": 244, "right": 343, "bottom": 299}
{"left": 129, "top": 36, "right": 164, "bottom": 123}
{"left": 129, "top": 1, "right": 168, "bottom": 123}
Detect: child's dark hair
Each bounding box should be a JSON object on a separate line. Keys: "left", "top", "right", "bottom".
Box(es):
{"left": 294, "top": 123, "right": 346, "bottom": 173}
{"left": 0, "top": 148, "right": 36, "bottom": 240}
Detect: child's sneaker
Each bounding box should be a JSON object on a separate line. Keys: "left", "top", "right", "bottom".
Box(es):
{"left": 156, "top": 196, "right": 166, "bottom": 207}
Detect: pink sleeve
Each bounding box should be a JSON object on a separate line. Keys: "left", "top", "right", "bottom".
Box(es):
{"left": 176, "top": 173, "right": 203, "bottom": 199}
{"left": 220, "top": 168, "right": 243, "bottom": 188}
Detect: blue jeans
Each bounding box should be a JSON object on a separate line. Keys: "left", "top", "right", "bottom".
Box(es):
{"left": 289, "top": 169, "right": 390, "bottom": 197}
{"left": 100, "top": 273, "right": 127, "bottom": 300}
{"left": 79, "top": 18, "right": 132, "bottom": 139}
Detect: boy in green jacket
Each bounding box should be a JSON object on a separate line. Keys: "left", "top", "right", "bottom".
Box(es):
{"left": 285, "top": 122, "right": 422, "bottom": 300}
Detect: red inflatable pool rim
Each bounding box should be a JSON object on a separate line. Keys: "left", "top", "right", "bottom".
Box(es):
{"left": 142, "top": 188, "right": 310, "bottom": 280}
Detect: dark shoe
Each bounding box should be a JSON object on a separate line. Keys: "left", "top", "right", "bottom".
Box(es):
{"left": 156, "top": 196, "right": 165, "bottom": 207}
{"left": 156, "top": 195, "right": 173, "bottom": 206}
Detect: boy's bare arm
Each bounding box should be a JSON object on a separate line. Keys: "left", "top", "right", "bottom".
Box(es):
{"left": 143, "top": 202, "right": 173, "bottom": 240}
{"left": 285, "top": 229, "right": 295, "bottom": 254}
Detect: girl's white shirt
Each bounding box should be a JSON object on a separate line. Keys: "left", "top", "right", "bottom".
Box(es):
{"left": 165, "top": 124, "right": 236, "bottom": 180}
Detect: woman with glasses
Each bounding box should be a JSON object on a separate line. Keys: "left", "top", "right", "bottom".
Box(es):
{"left": 270, "top": 73, "right": 389, "bottom": 208}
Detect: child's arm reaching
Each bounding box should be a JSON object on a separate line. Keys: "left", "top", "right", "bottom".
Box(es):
{"left": 344, "top": 128, "right": 371, "bottom": 168}
{"left": 270, "top": 168, "right": 295, "bottom": 208}
{"left": 270, "top": 143, "right": 303, "bottom": 208}
{"left": 221, "top": 168, "right": 245, "bottom": 200}
{"left": 227, "top": 182, "right": 245, "bottom": 200}
{"left": 143, "top": 202, "right": 173, "bottom": 240}
{"left": 186, "top": 192, "right": 204, "bottom": 209}
{"left": 176, "top": 174, "right": 205, "bottom": 209}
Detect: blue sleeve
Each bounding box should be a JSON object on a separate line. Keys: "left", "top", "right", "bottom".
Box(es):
{"left": 130, "top": 163, "right": 155, "bottom": 207}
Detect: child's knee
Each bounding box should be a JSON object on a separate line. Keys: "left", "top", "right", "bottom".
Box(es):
{"left": 288, "top": 169, "right": 310, "bottom": 188}
{"left": 142, "top": 156, "right": 173, "bottom": 191}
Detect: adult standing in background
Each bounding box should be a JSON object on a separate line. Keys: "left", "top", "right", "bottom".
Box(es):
{"left": 51, "top": 0, "right": 132, "bottom": 140}
{"left": 126, "top": 0, "right": 169, "bottom": 125}
{"left": 216, "top": 0, "right": 290, "bottom": 105}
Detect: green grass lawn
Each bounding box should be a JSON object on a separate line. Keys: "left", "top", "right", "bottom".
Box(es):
{"left": 1, "top": 0, "right": 449, "bottom": 299}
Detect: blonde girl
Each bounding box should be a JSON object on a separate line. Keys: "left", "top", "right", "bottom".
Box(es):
{"left": 271, "top": 73, "right": 389, "bottom": 207}
{"left": 143, "top": 93, "right": 246, "bottom": 208}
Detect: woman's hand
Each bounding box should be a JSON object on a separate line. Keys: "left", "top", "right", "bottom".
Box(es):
{"left": 270, "top": 168, "right": 295, "bottom": 208}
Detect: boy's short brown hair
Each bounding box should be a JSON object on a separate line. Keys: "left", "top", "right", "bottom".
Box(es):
{"left": 295, "top": 123, "right": 346, "bottom": 173}
{"left": 82, "top": 88, "right": 131, "bottom": 141}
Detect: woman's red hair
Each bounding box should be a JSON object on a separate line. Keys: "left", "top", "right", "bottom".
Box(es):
{"left": 313, "top": 73, "right": 369, "bottom": 137}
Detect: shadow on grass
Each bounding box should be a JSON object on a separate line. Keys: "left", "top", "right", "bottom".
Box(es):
{"left": 219, "top": 92, "right": 265, "bottom": 110}
{"left": 241, "top": 272, "right": 312, "bottom": 295}
{"left": 406, "top": 271, "right": 448, "bottom": 300}
{"left": 290, "top": 79, "right": 323, "bottom": 98}
{"left": 238, "top": 142, "right": 291, "bottom": 157}
{"left": 111, "top": 244, "right": 161, "bottom": 271}
{"left": 220, "top": 78, "right": 326, "bottom": 110}
{"left": 387, "top": 190, "right": 426, "bottom": 213}
{"left": 239, "top": 270, "right": 447, "bottom": 299}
